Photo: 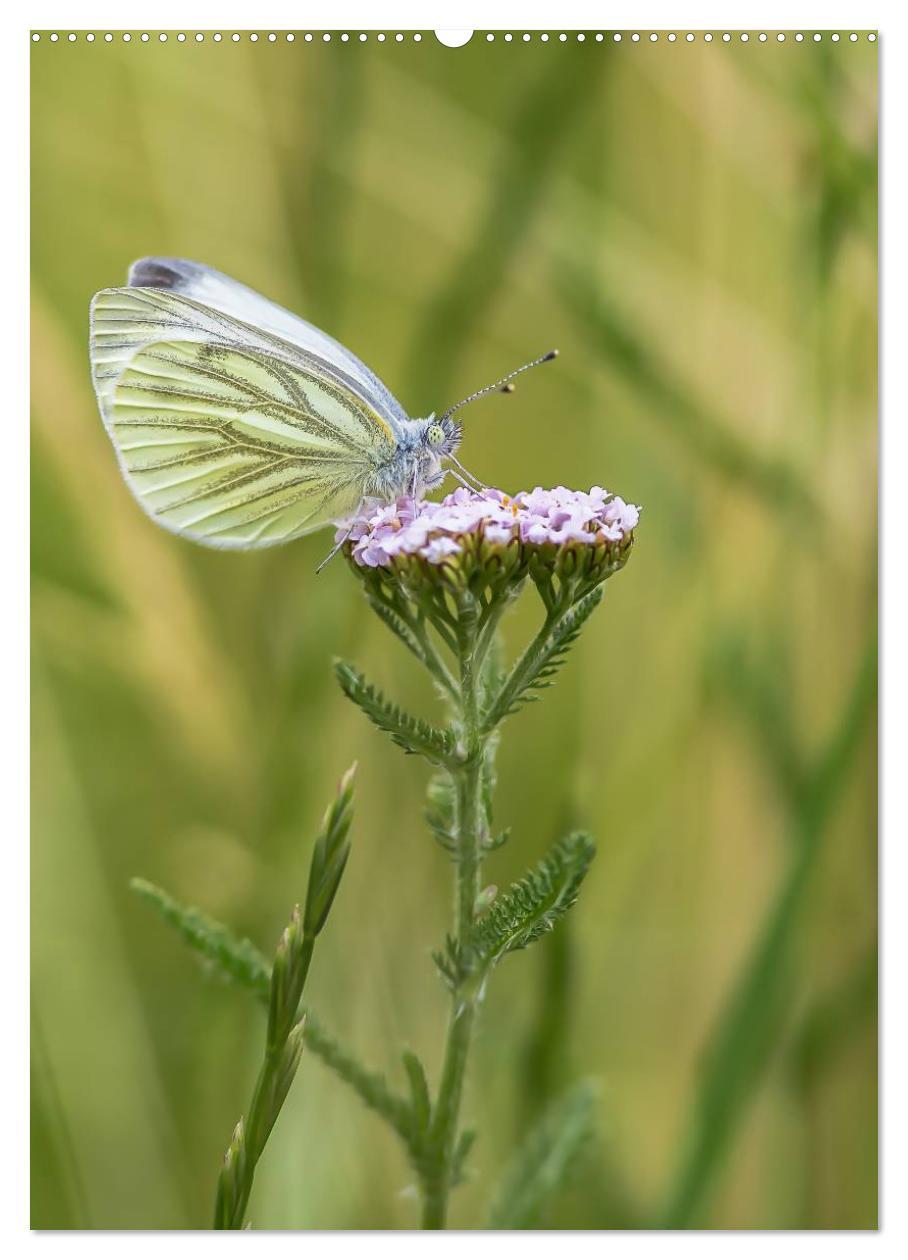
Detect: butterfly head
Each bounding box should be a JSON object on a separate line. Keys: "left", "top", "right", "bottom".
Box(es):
{"left": 424, "top": 416, "right": 463, "bottom": 458}
{"left": 410, "top": 351, "right": 558, "bottom": 497}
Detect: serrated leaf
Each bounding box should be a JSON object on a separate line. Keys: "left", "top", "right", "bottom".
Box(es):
{"left": 471, "top": 832, "right": 595, "bottom": 966}
{"left": 301, "top": 1011, "right": 413, "bottom": 1143}
{"left": 130, "top": 878, "right": 271, "bottom": 1001}
{"left": 133, "top": 873, "right": 431, "bottom": 1182}
{"left": 488, "top": 1083, "right": 596, "bottom": 1228}
{"left": 335, "top": 660, "right": 457, "bottom": 765}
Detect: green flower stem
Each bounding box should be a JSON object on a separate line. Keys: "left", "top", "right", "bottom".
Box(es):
{"left": 474, "top": 598, "right": 512, "bottom": 673}
{"left": 423, "top": 998, "right": 477, "bottom": 1228}
{"left": 413, "top": 616, "right": 460, "bottom": 700}
{"left": 399, "top": 599, "right": 460, "bottom": 700}
{"left": 482, "top": 583, "right": 604, "bottom": 732}
{"left": 421, "top": 797, "right": 483, "bottom": 1228}
{"left": 340, "top": 534, "right": 633, "bottom": 1228}
{"left": 421, "top": 594, "right": 488, "bottom": 1229}
{"left": 455, "top": 592, "right": 486, "bottom": 945}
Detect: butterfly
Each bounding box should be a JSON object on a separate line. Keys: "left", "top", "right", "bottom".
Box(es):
{"left": 89, "top": 258, "right": 556, "bottom": 567}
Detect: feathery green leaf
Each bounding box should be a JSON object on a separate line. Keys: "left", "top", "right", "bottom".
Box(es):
{"left": 301, "top": 1011, "right": 413, "bottom": 1143}
{"left": 133, "top": 871, "right": 421, "bottom": 1162}
{"left": 471, "top": 833, "right": 595, "bottom": 966}
{"left": 335, "top": 660, "right": 457, "bottom": 765}
{"left": 130, "top": 878, "right": 271, "bottom": 1002}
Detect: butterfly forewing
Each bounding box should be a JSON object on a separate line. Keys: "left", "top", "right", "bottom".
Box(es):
{"left": 106, "top": 334, "right": 395, "bottom": 548}
{"left": 125, "top": 257, "right": 410, "bottom": 427}
{"left": 91, "top": 286, "right": 351, "bottom": 411}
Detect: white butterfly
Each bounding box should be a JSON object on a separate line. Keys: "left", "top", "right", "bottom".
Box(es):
{"left": 89, "top": 258, "right": 555, "bottom": 566}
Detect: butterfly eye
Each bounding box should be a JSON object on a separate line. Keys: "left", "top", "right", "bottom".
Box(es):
{"left": 427, "top": 423, "right": 445, "bottom": 448}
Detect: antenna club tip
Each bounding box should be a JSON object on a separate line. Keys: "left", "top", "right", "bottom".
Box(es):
{"left": 439, "top": 347, "right": 559, "bottom": 420}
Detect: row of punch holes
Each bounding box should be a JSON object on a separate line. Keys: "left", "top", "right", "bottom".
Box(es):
{"left": 31, "top": 31, "right": 878, "bottom": 45}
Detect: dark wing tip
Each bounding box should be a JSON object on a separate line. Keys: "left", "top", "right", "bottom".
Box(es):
{"left": 128, "top": 257, "right": 203, "bottom": 291}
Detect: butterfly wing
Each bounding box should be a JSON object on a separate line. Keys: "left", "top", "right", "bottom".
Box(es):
{"left": 91, "top": 294, "right": 398, "bottom": 547}
{"left": 126, "top": 257, "right": 410, "bottom": 428}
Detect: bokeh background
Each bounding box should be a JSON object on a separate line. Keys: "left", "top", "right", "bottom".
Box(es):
{"left": 31, "top": 30, "right": 877, "bottom": 1229}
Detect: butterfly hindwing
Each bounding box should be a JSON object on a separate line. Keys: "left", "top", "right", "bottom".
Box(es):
{"left": 106, "top": 335, "right": 396, "bottom": 548}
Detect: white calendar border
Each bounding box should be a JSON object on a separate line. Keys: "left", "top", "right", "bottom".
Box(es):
{"left": 7, "top": 4, "right": 900, "bottom": 1253}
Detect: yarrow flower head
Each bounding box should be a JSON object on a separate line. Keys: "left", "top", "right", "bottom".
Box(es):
{"left": 340, "top": 485, "right": 640, "bottom": 583}
{"left": 340, "top": 485, "right": 640, "bottom": 666}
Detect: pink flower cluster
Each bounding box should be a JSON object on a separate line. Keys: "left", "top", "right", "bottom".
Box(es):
{"left": 340, "top": 486, "right": 641, "bottom": 569}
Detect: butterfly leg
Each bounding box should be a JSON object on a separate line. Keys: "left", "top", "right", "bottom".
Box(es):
{"left": 316, "top": 535, "right": 349, "bottom": 573}
{"left": 448, "top": 455, "right": 489, "bottom": 492}
{"left": 317, "top": 508, "right": 362, "bottom": 574}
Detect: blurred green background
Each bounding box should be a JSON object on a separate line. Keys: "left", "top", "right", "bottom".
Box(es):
{"left": 31, "top": 31, "right": 877, "bottom": 1229}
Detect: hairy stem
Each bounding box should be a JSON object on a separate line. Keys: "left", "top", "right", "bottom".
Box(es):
{"left": 423, "top": 998, "right": 477, "bottom": 1228}
{"left": 421, "top": 596, "right": 487, "bottom": 1229}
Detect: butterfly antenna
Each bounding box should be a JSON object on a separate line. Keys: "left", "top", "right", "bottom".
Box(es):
{"left": 438, "top": 350, "right": 558, "bottom": 424}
